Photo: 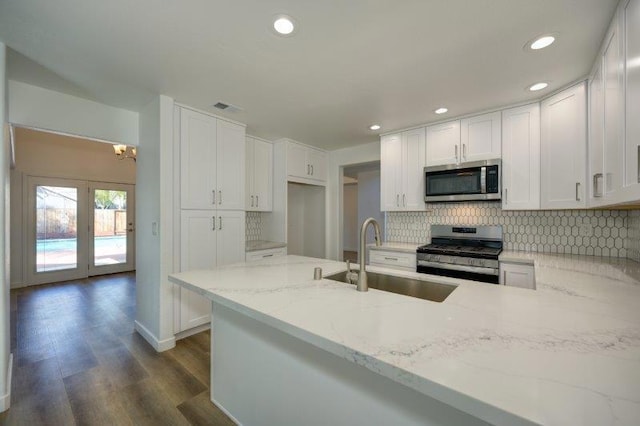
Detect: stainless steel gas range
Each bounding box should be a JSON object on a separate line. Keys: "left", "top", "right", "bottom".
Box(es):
{"left": 416, "top": 225, "right": 503, "bottom": 284}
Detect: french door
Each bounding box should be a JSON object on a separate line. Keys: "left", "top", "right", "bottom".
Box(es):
{"left": 25, "top": 176, "right": 135, "bottom": 285}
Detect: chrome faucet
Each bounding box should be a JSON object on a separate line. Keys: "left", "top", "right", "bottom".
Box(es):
{"left": 357, "top": 217, "right": 382, "bottom": 292}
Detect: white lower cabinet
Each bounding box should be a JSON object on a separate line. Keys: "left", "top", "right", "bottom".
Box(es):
{"left": 245, "top": 247, "right": 287, "bottom": 262}
{"left": 500, "top": 262, "right": 535, "bottom": 290}
{"left": 176, "top": 210, "right": 245, "bottom": 333}
{"left": 369, "top": 249, "right": 416, "bottom": 272}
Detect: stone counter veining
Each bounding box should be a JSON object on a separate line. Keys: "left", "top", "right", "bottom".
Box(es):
{"left": 169, "top": 254, "right": 640, "bottom": 426}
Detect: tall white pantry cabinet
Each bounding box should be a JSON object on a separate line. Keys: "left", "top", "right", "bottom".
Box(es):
{"left": 174, "top": 106, "right": 246, "bottom": 334}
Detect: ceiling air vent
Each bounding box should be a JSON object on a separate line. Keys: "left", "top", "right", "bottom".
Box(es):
{"left": 212, "top": 101, "right": 243, "bottom": 113}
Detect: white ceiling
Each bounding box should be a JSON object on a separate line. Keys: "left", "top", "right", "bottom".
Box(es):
{"left": 0, "top": 0, "right": 618, "bottom": 150}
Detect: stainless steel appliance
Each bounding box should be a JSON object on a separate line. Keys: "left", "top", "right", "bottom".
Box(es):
{"left": 416, "top": 225, "right": 503, "bottom": 284}
{"left": 424, "top": 159, "right": 501, "bottom": 202}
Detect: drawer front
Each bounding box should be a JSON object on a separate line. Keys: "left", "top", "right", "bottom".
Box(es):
{"left": 369, "top": 250, "right": 416, "bottom": 270}
{"left": 246, "top": 247, "right": 287, "bottom": 262}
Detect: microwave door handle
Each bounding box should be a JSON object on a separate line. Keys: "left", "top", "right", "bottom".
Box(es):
{"left": 480, "top": 166, "right": 486, "bottom": 193}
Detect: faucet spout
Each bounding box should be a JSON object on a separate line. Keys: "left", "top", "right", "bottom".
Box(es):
{"left": 357, "top": 217, "right": 382, "bottom": 292}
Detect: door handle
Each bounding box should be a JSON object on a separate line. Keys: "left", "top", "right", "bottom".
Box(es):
{"left": 454, "top": 145, "right": 458, "bottom": 163}
{"left": 212, "top": 190, "right": 216, "bottom": 205}
{"left": 593, "top": 174, "right": 603, "bottom": 198}
{"left": 212, "top": 216, "right": 216, "bottom": 231}
{"left": 218, "top": 190, "right": 222, "bottom": 205}
{"left": 251, "top": 195, "right": 254, "bottom": 207}
{"left": 219, "top": 216, "right": 222, "bottom": 230}
{"left": 396, "top": 194, "right": 399, "bottom": 207}
{"left": 403, "top": 193, "right": 406, "bottom": 207}
{"left": 307, "top": 164, "right": 310, "bottom": 175}
{"left": 502, "top": 271, "right": 506, "bottom": 285}
{"left": 504, "top": 188, "right": 508, "bottom": 205}
{"left": 256, "top": 195, "right": 259, "bottom": 207}
{"left": 462, "top": 144, "right": 466, "bottom": 160}
{"left": 575, "top": 182, "right": 581, "bottom": 202}
{"left": 311, "top": 165, "right": 314, "bottom": 175}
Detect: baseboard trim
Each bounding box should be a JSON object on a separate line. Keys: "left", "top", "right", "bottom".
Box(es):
{"left": 175, "top": 323, "right": 210, "bottom": 341}
{"left": 134, "top": 321, "right": 176, "bottom": 352}
{"left": 212, "top": 397, "right": 241, "bottom": 426}
{"left": 0, "top": 353, "right": 13, "bottom": 412}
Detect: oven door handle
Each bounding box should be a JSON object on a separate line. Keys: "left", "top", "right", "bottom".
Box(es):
{"left": 417, "top": 260, "right": 499, "bottom": 276}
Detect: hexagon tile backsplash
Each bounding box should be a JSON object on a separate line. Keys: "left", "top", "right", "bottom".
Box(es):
{"left": 246, "top": 212, "right": 264, "bottom": 241}
{"left": 386, "top": 202, "right": 640, "bottom": 261}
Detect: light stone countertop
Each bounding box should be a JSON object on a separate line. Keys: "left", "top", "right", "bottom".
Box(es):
{"left": 169, "top": 253, "right": 640, "bottom": 426}
{"left": 367, "top": 241, "right": 422, "bottom": 253}
{"left": 245, "top": 240, "right": 287, "bottom": 252}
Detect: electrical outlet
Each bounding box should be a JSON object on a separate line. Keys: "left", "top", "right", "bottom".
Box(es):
{"left": 579, "top": 225, "right": 593, "bottom": 237}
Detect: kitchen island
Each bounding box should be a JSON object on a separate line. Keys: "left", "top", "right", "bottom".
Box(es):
{"left": 169, "top": 254, "right": 640, "bottom": 426}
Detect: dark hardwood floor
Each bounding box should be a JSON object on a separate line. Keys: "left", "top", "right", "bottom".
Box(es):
{"left": 0, "top": 272, "right": 234, "bottom": 426}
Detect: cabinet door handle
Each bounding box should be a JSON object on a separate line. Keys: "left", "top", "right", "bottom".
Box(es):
{"left": 307, "top": 164, "right": 310, "bottom": 175}
{"left": 593, "top": 174, "right": 603, "bottom": 198}
{"left": 575, "top": 182, "right": 581, "bottom": 202}
{"left": 403, "top": 194, "right": 406, "bottom": 207}
{"left": 219, "top": 190, "right": 222, "bottom": 205}
{"left": 454, "top": 145, "right": 458, "bottom": 162}
{"left": 384, "top": 257, "right": 399, "bottom": 261}
{"left": 502, "top": 270, "right": 506, "bottom": 285}
{"left": 219, "top": 216, "right": 222, "bottom": 230}
{"left": 212, "top": 190, "right": 216, "bottom": 205}
{"left": 212, "top": 216, "right": 216, "bottom": 231}
{"left": 637, "top": 146, "right": 640, "bottom": 183}
{"left": 462, "top": 144, "right": 466, "bottom": 160}
{"left": 396, "top": 194, "right": 400, "bottom": 207}
{"left": 262, "top": 254, "right": 274, "bottom": 258}
{"left": 311, "top": 165, "right": 314, "bottom": 175}
{"left": 251, "top": 195, "right": 254, "bottom": 207}
{"left": 256, "top": 195, "right": 259, "bottom": 207}
{"left": 504, "top": 188, "right": 508, "bottom": 205}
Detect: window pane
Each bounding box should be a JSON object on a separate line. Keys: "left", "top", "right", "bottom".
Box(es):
{"left": 36, "top": 186, "right": 78, "bottom": 272}
{"left": 94, "top": 189, "right": 127, "bottom": 266}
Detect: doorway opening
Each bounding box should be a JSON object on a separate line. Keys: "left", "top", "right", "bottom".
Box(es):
{"left": 10, "top": 127, "right": 137, "bottom": 288}
{"left": 342, "top": 162, "right": 384, "bottom": 263}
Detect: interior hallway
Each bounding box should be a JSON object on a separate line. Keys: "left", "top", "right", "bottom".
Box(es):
{"left": 0, "top": 273, "right": 233, "bottom": 425}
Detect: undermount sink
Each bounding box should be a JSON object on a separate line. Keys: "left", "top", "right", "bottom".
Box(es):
{"left": 325, "top": 271, "right": 457, "bottom": 303}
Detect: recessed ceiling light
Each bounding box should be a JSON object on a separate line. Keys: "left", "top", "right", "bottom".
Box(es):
{"left": 528, "top": 82, "right": 549, "bottom": 92}
{"left": 273, "top": 15, "right": 295, "bottom": 35}
{"left": 435, "top": 107, "right": 448, "bottom": 114}
{"left": 524, "top": 34, "right": 557, "bottom": 51}
{"left": 531, "top": 35, "right": 555, "bottom": 50}
{"left": 369, "top": 124, "right": 381, "bottom": 131}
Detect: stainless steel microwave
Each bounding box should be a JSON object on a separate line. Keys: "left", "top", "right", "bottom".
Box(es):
{"left": 424, "top": 159, "right": 501, "bottom": 202}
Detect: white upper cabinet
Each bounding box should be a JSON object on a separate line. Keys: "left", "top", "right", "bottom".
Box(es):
{"left": 216, "top": 119, "right": 246, "bottom": 210}
{"left": 179, "top": 107, "right": 246, "bottom": 210}
{"left": 426, "top": 120, "right": 460, "bottom": 166}
{"left": 380, "top": 128, "right": 426, "bottom": 211}
{"left": 501, "top": 103, "right": 540, "bottom": 210}
{"left": 589, "top": 60, "right": 606, "bottom": 204}
{"left": 541, "top": 82, "right": 587, "bottom": 209}
{"left": 380, "top": 134, "right": 403, "bottom": 211}
{"left": 624, "top": 0, "right": 640, "bottom": 191}
{"left": 246, "top": 137, "right": 273, "bottom": 212}
{"left": 603, "top": 18, "right": 624, "bottom": 201}
{"left": 460, "top": 112, "right": 502, "bottom": 162}
{"left": 180, "top": 108, "right": 217, "bottom": 209}
{"left": 286, "top": 141, "right": 327, "bottom": 184}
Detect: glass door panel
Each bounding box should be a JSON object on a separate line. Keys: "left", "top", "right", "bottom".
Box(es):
{"left": 36, "top": 185, "right": 78, "bottom": 272}
{"left": 89, "top": 183, "right": 135, "bottom": 275}
{"left": 26, "top": 177, "right": 88, "bottom": 285}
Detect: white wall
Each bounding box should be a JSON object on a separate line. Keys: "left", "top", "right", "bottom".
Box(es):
{"left": 357, "top": 170, "right": 383, "bottom": 245}
{"left": 9, "top": 127, "right": 136, "bottom": 287}
{"left": 326, "top": 141, "right": 380, "bottom": 260}
{"left": 135, "top": 95, "right": 175, "bottom": 352}
{"left": 0, "top": 41, "right": 12, "bottom": 413}
{"left": 8, "top": 80, "right": 138, "bottom": 146}
{"left": 343, "top": 183, "right": 358, "bottom": 251}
